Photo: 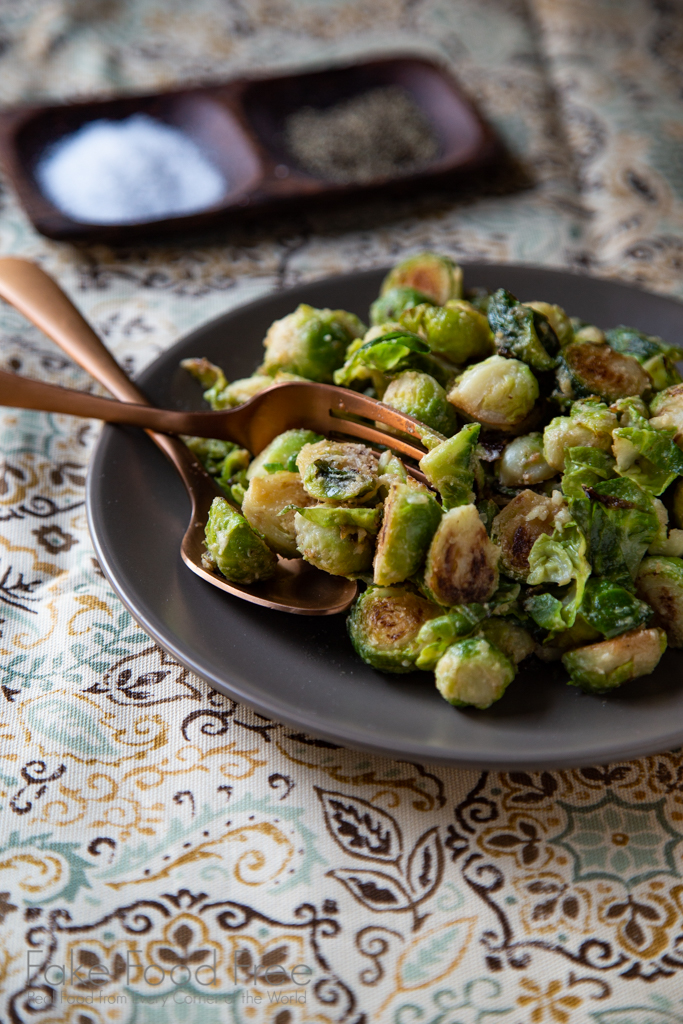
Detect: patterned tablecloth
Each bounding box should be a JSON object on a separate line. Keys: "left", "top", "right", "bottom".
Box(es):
{"left": 1, "top": 1, "right": 683, "bottom": 1021}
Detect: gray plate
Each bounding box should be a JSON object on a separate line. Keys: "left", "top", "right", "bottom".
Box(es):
{"left": 87, "top": 265, "right": 683, "bottom": 769}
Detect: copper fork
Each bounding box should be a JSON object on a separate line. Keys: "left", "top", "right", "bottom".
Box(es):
{"left": 0, "top": 257, "right": 431, "bottom": 615}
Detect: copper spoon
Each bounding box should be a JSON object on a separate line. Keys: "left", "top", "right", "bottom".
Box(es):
{"left": 0, "top": 257, "right": 430, "bottom": 615}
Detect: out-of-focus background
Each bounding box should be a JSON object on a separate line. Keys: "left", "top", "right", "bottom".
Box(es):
{"left": 0, "top": 0, "right": 681, "bottom": 381}
{"left": 2, "top": 3, "right": 683, "bottom": 1023}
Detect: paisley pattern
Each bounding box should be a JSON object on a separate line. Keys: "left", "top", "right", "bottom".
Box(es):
{"left": 1, "top": 0, "right": 683, "bottom": 1020}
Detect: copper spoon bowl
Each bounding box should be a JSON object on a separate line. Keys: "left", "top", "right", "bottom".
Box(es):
{"left": 0, "top": 257, "right": 430, "bottom": 615}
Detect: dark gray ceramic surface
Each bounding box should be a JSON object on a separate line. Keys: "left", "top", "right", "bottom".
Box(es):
{"left": 87, "top": 265, "right": 683, "bottom": 768}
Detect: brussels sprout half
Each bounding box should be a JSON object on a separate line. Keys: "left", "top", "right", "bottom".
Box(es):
{"left": 381, "top": 370, "right": 458, "bottom": 437}
{"left": 241, "top": 471, "right": 316, "bottom": 558}
{"left": 260, "top": 304, "right": 365, "bottom": 382}
{"left": 435, "top": 637, "right": 516, "bottom": 709}
{"left": 447, "top": 356, "right": 539, "bottom": 431}
{"left": 399, "top": 301, "right": 494, "bottom": 364}
{"left": 562, "top": 627, "right": 667, "bottom": 692}
{"left": 419, "top": 422, "right": 480, "bottom": 509}
{"left": 348, "top": 585, "right": 442, "bottom": 672}
{"left": 557, "top": 341, "right": 651, "bottom": 404}
{"left": 491, "top": 490, "right": 557, "bottom": 581}
{"left": 381, "top": 252, "right": 463, "bottom": 306}
{"left": 498, "top": 433, "right": 556, "bottom": 488}
{"left": 373, "top": 481, "right": 442, "bottom": 586}
{"left": 636, "top": 556, "right": 683, "bottom": 647}
{"left": 296, "top": 440, "right": 379, "bottom": 503}
{"left": 370, "top": 286, "right": 434, "bottom": 326}
{"left": 543, "top": 399, "right": 617, "bottom": 473}
{"left": 424, "top": 504, "right": 500, "bottom": 606}
{"left": 294, "top": 507, "right": 377, "bottom": 577}
{"left": 478, "top": 618, "right": 536, "bottom": 665}
{"left": 204, "top": 497, "right": 277, "bottom": 584}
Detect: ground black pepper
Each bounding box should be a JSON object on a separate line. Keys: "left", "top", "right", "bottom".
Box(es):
{"left": 284, "top": 85, "right": 439, "bottom": 184}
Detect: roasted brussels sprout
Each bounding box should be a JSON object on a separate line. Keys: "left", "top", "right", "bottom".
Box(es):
{"left": 381, "top": 370, "right": 458, "bottom": 436}
{"left": 424, "top": 504, "right": 500, "bottom": 606}
{"left": 650, "top": 384, "right": 683, "bottom": 444}
{"left": 399, "top": 301, "right": 494, "bottom": 364}
{"left": 241, "top": 471, "right": 315, "bottom": 557}
{"left": 184, "top": 438, "right": 251, "bottom": 503}
{"left": 560, "top": 446, "right": 616, "bottom": 534}
{"left": 182, "top": 357, "right": 313, "bottom": 410}
{"left": 447, "top": 355, "right": 539, "bottom": 431}
{"left": 376, "top": 450, "right": 408, "bottom": 498}
{"left": 381, "top": 252, "right": 463, "bottom": 306}
{"left": 543, "top": 398, "right": 617, "bottom": 472}
{"left": 524, "top": 301, "right": 573, "bottom": 347}
{"left": 420, "top": 423, "right": 480, "bottom": 509}
{"left": 562, "top": 627, "right": 666, "bottom": 692}
{"left": 260, "top": 304, "right": 365, "bottom": 382}
{"left": 497, "top": 432, "right": 556, "bottom": 487}
{"left": 612, "top": 421, "right": 683, "bottom": 495}
{"left": 212, "top": 373, "right": 310, "bottom": 409}
{"left": 525, "top": 517, "right": 591, "bottom": 633}
{"left": 333, "top": 330, "right": 444, "bottom": 394}
{"left": 181, "top": 356, "right": 226, "bottom": 395}
{"left": 247, "top": 429, "right": 323, "bottom": 480}
{"left": 370, "top": 286, "right": 434, "bottom": 326}
{"left": 294, "top": 506, "right": 378, "bottom": 576}
{"left": 204, "top": 497, "right": 277, "bottom": 584}
{"left": 487, "top": 289, "right": 559, "bottom": 372}
{"left": 184, "top": 436, "right": 248, "bottom": 478}
{"left": 556, "top": 341, "right": 651, "bottom": 404}
{"left": 606, "top": 325, "right": 683, "bottom": 391}
{"left": 347, "top": 585, "right": 441, "bottom": 672}
{"left": 414, "top": 606, "right": 487, "bottom": 669}
{"left": 613, "top": 395, "right": 650, "bottom": 427}
{"left": 580, "top": 577, "right": 653, "bottom": 639}
{"left": 636, "top": 556, "right": 683, "bottom": 647}
{"left": 491, "top": 490, "right": 557, "bottom": 581}
{"left": 478, "top": 617, "right": 536, "bottom": 665}
{"left": 373, "top": 481, "right": 442, "bottom": 586}
{"left": 296, "top": 440, "right": 379, "bottom": 503}
{"left": 435, "top": 637, "right": 516, "bottom": 708}
{"left": 584, "top": 477, "right": 660, "bottom": 585}
{"left": 573, "top": 323, "right": 606, "bottom": 345}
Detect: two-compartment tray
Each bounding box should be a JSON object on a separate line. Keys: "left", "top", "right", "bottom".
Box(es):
{"left": 0, "top": 56, "right": 497, "bottom": 242}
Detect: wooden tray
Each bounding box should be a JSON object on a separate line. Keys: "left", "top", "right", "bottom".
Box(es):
{"left": 0, "top": 56, "right": 498, "bottom": 243}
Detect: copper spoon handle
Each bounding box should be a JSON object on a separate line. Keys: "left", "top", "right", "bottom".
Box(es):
{"left": 0, "top": 257, "right": 210, "bottom": 494}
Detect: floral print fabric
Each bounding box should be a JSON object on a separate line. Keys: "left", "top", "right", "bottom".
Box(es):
{"left": 1, "top": 1, "right": 683, "bottom": 1020}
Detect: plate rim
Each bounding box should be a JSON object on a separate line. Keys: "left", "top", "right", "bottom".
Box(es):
{"left": 86, "top": 262, "right": 683, "bottom": 769}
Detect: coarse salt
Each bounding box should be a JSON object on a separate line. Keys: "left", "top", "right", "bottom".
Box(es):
{"left": 35, "top": 113, "right": 227, "bottom": 225}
